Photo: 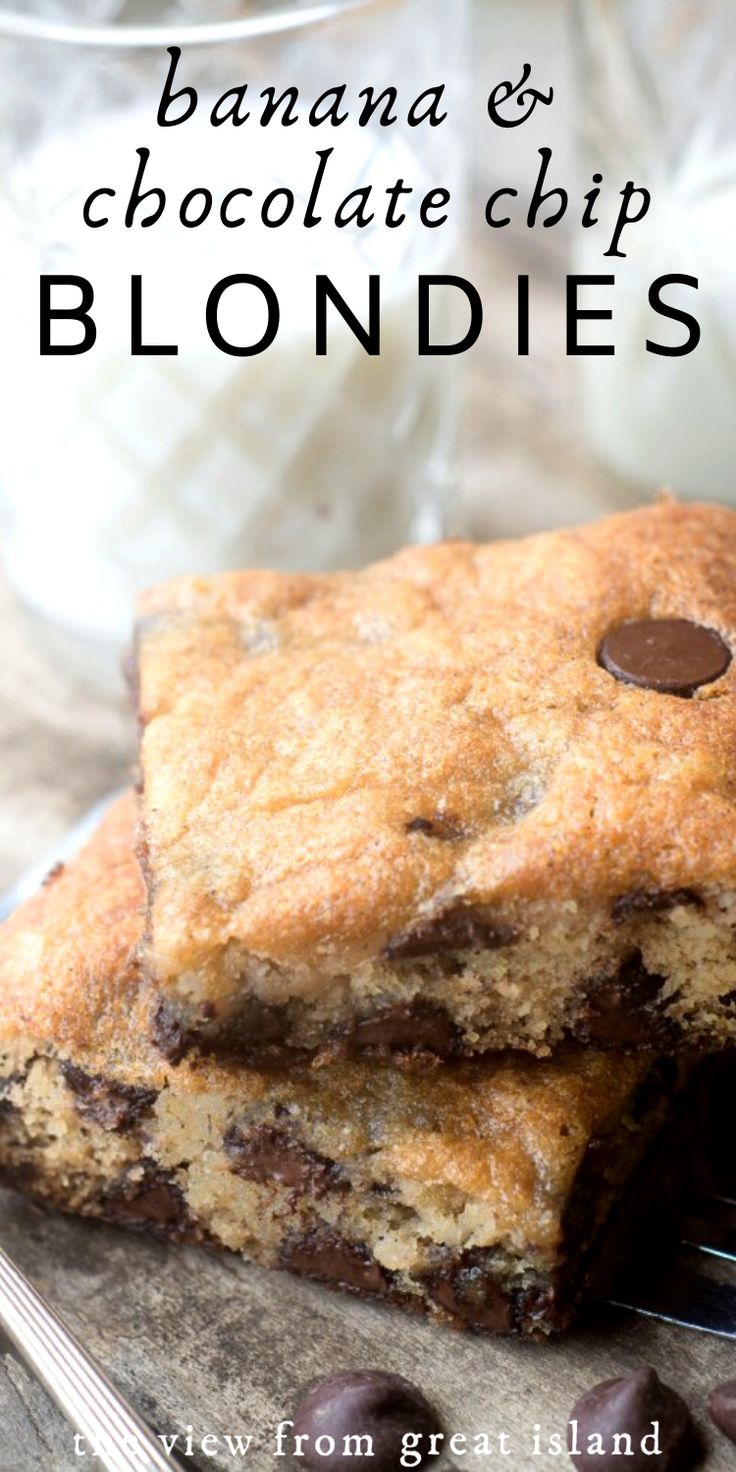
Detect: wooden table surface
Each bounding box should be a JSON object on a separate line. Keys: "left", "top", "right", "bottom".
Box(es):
{"left": 0, "top": 1181, "right": 733, "bottom": 1472}
{"left": 1, "top": 27, "right": 733, "bottom": 1459}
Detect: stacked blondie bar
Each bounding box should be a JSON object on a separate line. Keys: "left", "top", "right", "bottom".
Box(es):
{"left": 1, "top": 499, "right": 735, "bottom": 1336}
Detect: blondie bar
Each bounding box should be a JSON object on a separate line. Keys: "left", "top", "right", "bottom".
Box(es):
{"left": 0, "top": 796, "right": 684, "bottom": 1337}
{"left": 135, "top": 501, "right": 736, "bottom": 1063}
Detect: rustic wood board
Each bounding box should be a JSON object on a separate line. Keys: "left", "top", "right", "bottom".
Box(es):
{"left": 0, "top": 1185, "right": 733, "bottom": 1471}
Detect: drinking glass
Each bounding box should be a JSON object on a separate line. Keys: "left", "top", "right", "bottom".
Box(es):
{"left": 572, "top": 0, "right": 736, "bottom": 502}
{"left": 0, "top": 0, "right": 468, "bottom": 679}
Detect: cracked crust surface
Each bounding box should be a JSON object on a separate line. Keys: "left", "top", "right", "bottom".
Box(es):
{"left": 0, "top": 797, "right": 681, "bottom": 1335}
{"left": 135, "top": 501, "right": 736, "bottom": 1058}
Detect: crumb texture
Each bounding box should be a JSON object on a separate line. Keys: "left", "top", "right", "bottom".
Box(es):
{"left": 0, "top": 799, "right": 678, "bottom": 1336}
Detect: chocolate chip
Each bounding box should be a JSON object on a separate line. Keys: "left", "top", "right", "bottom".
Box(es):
{"left": 569, "top": 1367, "right": 696, "bottom": 1471}
{"left": 349, "top": 1004, "right": 458, "bottom": 1058}
{"left": 101, "top": 1162, "right": 195, "bottom": 1242}
{"left": 0, "top": 1070, "right": 27, "bottom": 1097}
{"left": 61, "top": 1063, "right": 157, "bottom": 1133}
{"left": 708, "top": 1378, "right": 736, "bottom": 1443}
{"left": 151, "top": 1000, "right": 193, "bottom": 1065}
{"left": 579, "top": 952, "right": 677, "bottom": 1047}
{"left": 211, "top": 998, "right": 289, "bottom": 1056}
{"left": 405, "top": 814, "right": 465, "bottom": 841}
{"left": 598, "top": 618, "right": 731, "bottom": 697}
{"left": 384, "top": 905, "right": 516, "bottom": 961}
{"left": 0, "top": 1160, "right": 36, "bottom": 1187}
{"left": 223, "top": 1124, "right": 346, "bottom": 1198}
{"left": 280, "top": 1229, "right": 392, "bottom": 1300}
{"left": 516, "top": 1284, "right": 560, "bottom": 1334}
{"left": 42, "top": 861, "right": 65, "bottom": 888}
{"left": 612, "top": 888, "right": 703, "bottom": 924}
{"left": 426, "top": 1251, "right": 514, "bottom": 1333}
{"left": 292, "top": 1371, "right": 441, "bottom": 1472}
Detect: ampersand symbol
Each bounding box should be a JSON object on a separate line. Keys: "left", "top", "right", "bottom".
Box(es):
{"left": 487, "top": 64, "right": 554, "bottom": 127}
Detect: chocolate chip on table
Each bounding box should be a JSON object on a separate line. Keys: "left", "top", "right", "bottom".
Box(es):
{"left": 598, "top": 617, "right": 731, "bottom": 696}
{"left": 708, "top": 1378, "right": 736, "bottom": 1443}
{"left": 292, "top": 1371, "right": 441, "bottom": 1472}
{"left": 568, "top": 1367, "right": 696, "bottom": 1471}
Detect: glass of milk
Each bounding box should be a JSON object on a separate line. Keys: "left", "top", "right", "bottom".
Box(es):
{"left": 571, "top": 0, "right": 736, "bottom": 503}
{"left": 0, "top": 0, "right": 468, "bottom": 685}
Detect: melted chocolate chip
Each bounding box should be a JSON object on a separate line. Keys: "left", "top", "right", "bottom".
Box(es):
{"left": 426, "top": 1251, "right": 516, "bottom": 1334}
{"left": 516, "top": 1285, "right": 559, "bottom": 1333}
{"left": 61, "top": 1063, "right": 157, "bottom": 1133}
{"left": 154, "top": 993, "right": 297, "bottom": 1067}
{"left": 292, "top": 1372, "right": 441, "bottom": 1472}
{"left": 349, "top": 1004, "right": 458, "bottom": 1058}
{"left": 405, "top": 814, "right": 465, "bottom": 841}
{"left": 580, "top": 952, "right": 677, "bottom": 1047}
{"left": 569, "top": 1367, "right": 696, "bottom": 1471}
{"left": 0, "top": 1160, "right": 36, "bottom": 1187}
{"left": 612, "top": 888, "right": 703, "bottom": 923}
{"left": 280, "top": 1228, "right": 392, "bottom": 1299}
{"left": 708, "top": 1378, "right": 736, "bottom": 1443}
{"left": 151, "top": 1000, "right": 193, "bottom": 1065}
{"left": 211, "top": 998, "right": 289, "bottom": 1056}
{"left": 224, "top": 1124, "right": 345, "bottom": 1198}
{"left": 598, "top": 618, "right": 731, "bottom": 697}
{"left": 384, "top": 906, "right": 516, "bottom": 961}
{"left": 101, "top": 1162, "right": 195, "bottom": 1242}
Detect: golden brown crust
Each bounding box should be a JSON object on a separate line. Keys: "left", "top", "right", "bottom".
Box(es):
{"left": 0, "top": 795, "right": 153, "bottom": 1072}
{"left": 0, "top": 795, "right": 655, "bottom": 1231}
{"left": 136, "top": 502, "right": 736, "bottom": 1013}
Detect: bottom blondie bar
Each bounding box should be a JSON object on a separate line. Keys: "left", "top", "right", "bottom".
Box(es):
{"left": 0, "top": 797, "right": 688, "bottom": 1336}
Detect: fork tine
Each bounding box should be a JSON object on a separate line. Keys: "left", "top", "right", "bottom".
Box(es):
{"left": 609, "top": 1260, "right": 736, "bottom": 1339}
{"left": 680, "top": 1195, "right": 736, "bottom": 1264}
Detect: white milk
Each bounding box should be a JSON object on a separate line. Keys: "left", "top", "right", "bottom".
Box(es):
{"left": 576, "top": 147, "right": 736, "bottom": 501}
{"left": 1, "top": 104, "right": 459, "bottom": 647}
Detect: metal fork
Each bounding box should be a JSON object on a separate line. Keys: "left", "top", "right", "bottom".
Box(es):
{"left": 0, "top": 1247, "right": 176, "bottom": 1470}
{"left": 1, "top": 1202, "right": 733, "bottom": 1472}
{"left": 609, "top": 1193, "right": 736, "bottom": 1338}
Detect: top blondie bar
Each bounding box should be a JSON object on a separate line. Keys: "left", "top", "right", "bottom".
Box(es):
{"left": 136, "top": 500, "right": 736, "bottom": 1064}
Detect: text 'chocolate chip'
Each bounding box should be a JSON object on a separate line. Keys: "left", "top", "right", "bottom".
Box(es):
{"left": 291, "top": 1371, "right": 441, "bottom": 1472}
{"left": 598, "top": 618, "right": 730, "bottom": 697}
